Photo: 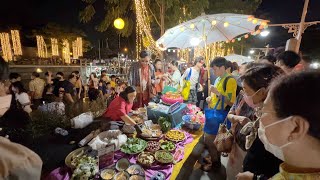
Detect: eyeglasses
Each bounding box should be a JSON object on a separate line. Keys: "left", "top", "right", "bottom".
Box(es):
{"left": 255, "top": 106, "right": 275, "bottom": 119}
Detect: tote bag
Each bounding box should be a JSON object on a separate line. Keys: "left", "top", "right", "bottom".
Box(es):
{"left": 181, "top": 68, "right": 192, "bottom": 100}
{"left": 204, "top": 97, "right": 230, "bottom": 135}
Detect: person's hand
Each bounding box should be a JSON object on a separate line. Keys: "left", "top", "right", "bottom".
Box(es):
{"left": 236, "top": 171, "right": 254, "bottom": 180}
{"left": 48, "top": 71, "right": 52, "bottom": 76}
{"left": 210, "top": 86, "right": 220, "bottom": 95}
{"left": 239, "top": 117, "right": 250, "bottom": 126}
{"left": 206, "top": 96, "right": 212, "bottom": 103}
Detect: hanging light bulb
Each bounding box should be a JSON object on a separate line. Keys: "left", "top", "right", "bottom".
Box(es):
{"left": 211, "top": 20, "right": 217, "bottom": 26}
{"left": 180, "top": 27, "right": 185, "bottom": 31}
{"left": 252, "top": 19, "right": 258, "bottom": 24}
{"left": 247, "top": 16, "right": 254, "bottom": 21}
{"left": 190, "top": 24, "right": 195, "bottom": 29}
{"left": 224, "top": 22, "right": 229, "bottom": 27}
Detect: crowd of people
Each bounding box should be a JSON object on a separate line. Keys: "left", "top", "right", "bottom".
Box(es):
{"left": 1, "top": 48, "right": 320, "bottom": 179}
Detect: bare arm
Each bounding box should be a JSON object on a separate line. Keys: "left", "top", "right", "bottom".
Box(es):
{"left": 120, "top": 115, "right": 137, "bottom": 125}
{"left": 65, "top": 93, "right": 74, "bottom": 104}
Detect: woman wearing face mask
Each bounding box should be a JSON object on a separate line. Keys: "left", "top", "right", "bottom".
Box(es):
{"left": 258, "top": 71, "right": 320, "bottom": 179}
{"left": 236, "top": 64, "right": 284, "bottom": 180}
{"left": 103, "top": 86, "right": 141, "bottom": 131}
{"left": 11, "top": 81, "right": 32, "bottom": 114}
{"left": 226, "top": 63, "right": 257, "bottom": 180}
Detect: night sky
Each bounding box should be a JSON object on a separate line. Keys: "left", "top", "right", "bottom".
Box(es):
{"left": 0, "top": 0, "right": 319, "bottom": 54}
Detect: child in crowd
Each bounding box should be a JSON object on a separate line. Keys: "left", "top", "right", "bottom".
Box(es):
{"left": 110, "top": 75, "right": 117, "bottom": 88}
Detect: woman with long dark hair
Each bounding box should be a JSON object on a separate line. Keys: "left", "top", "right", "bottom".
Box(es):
{"left": 103, "top": 86, "right": 139, "bottom": 128}
{"left": 154, "top": 59, "right": 164, "bottom": 94}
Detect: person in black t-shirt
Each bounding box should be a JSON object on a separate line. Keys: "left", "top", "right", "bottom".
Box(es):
{"left": 62, "top": 74, "right": 77, "bottom": 104}
{"left": 53, "top": 72, "right": 68, "bottom": 97}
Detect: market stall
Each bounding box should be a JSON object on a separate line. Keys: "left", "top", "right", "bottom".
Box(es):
{"left": 44, "top": 93, "right": 205, "bottom": 180}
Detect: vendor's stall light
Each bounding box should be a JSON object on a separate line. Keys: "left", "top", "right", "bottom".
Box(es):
{"left": 36, "top": 68, "right": 43, "bottom": 73}
{"left": 252, "top": 19, "right": 258, "bottom": 24}
{"left": 124, "top": 47, "right": 128, "bottom": 52}
{"left": 249, "top": 50, "right": 255, "bottom": 54}
{"left": 180, "top": 27, "right": 185, "bottom": 31}
{"left": 247, "top": 16, "right": 254, "bottom": 21}
{"left": 190, "top": 37, "right": 201, "bottom": 46}
{"left": 231, "top": 39, "right": 235, "bottom": 43}
{"left": 173, "top": 50, "right": 176, "bottom": 53}
{"left": 260, "top": 30, "right": 270, "bottom": 37}
{"left": 114, "top": 18, "right": 125, "bottom": 30}
{"left": 190, "top": 24, "right": 195, "bottom": 29}
{"left": 310, "top": 62, "right": 320, "bottom": 69}
{"left": 244, "top": 34, "right": 249, "bottom": 38}
{"left": 211, "top": 20, "right": 217, "bottom": 26}
{"left": 224, "top": 22, "right": 229, "bottom": 27}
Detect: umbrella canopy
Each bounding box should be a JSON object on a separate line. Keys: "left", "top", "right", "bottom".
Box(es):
{"left": 157, "top": 13, "right": 267, "bottom": 49}
{"left": 224, "top": 54, "right": 254, "bottom": 64}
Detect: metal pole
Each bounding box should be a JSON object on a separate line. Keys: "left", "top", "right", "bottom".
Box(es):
{"left": 295, "top": 0, "right": 309, "bottom": 53}
{"left": 98, "top": 39, "right": 101, "bottom": 60}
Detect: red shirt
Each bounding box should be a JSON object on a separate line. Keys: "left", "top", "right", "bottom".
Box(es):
{"left": 104, "top": 96, "right": 133, "bottom": 121}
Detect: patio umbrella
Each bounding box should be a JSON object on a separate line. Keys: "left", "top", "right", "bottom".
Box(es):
{"left": 157, "top": 13, "right": 267, "bottom": 49}
{"left": 156, "top": 13, "right": 267, "bottom": 92}
{"left": 224, "top": 54, "right": 254, "bottom": 64}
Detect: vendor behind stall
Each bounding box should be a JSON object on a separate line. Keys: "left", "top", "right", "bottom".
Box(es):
{"left": 103, "top": 86, "right": 141, "bottom": 131}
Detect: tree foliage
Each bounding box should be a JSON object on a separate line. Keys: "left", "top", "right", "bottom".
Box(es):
{"left": 79, "top": 0, "right": 261, "bottom": 39}
{"left": 80, "top": 0, "right": 135, "bottom": 37}
{"left": 206, "top": 0, "right": 262, "bottom": 14}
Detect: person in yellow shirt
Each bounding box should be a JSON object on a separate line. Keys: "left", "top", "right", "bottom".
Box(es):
{"left": 203, "top": 57, "right": 237, "bottom": 171}
{"left": 110, "top": 75, "right": 117, "bottom": 88}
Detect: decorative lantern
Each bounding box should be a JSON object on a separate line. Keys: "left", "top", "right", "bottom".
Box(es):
{"left": 114, "top": 18, "right": 125, "bottom": 30}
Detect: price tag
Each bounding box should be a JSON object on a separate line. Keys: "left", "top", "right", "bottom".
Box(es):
{"left": 98, "top": 144, "right": 115, "bottom": 170}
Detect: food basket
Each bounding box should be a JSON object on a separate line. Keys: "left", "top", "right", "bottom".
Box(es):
{"left": 154, "top": 150, "right": 174, "bottom": 164}
{"left": 65, "top": 147, "right": 90, "bottom": 169}
{"left": 137, "top": 152, "right": 155, "bottom": 167}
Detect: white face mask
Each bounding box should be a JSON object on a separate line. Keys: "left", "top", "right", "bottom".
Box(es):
{"left": 258, "top": 117, "right": 293, "bottom": 161}
{"left": 0, "top": 94, "right": 12, "bottom": 117}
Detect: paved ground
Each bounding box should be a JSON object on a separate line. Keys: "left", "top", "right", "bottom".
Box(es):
{"left": 176, "top": 139, "right": 228, "bottom": 180}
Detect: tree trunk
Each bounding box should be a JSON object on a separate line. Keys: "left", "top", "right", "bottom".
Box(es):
{"left": 160, "top": 0, "right": 165, "bottom": 36}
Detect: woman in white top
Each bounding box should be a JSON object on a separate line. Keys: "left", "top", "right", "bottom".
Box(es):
{"left": 165, "top": 61, "right": 181, "bottom": 89}
{"left": 11, "top": 81, "right": 32, "bottom": 114}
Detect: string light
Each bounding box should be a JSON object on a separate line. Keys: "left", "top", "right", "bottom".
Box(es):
{"left": 51, "top": 38, "right": 59, "bottom": 56}
{"left": 72, "top": 41, "right": 78, "bottom": 59}
{"left": 252, "top": 19, "right": 258, "bottom": 24}
{"left": 190, "top": 24, "right": 195, "bottom": 29}
{"left": 211, "top": 20, "right": 217, "bottom": 26}
{"left": 10, "top": 30, "right": 22, "bottom": 55}
{"left": 224, "top": 22, "right": 229, "bottom": 27}
{"left": 62, "top": 39, "right": 70, "bottom": 64}
{"left": 134, "top": 0, "right": 160, "bottom": 56}
{"left": 72, "top": 37, "right": 83, "bottom": 59}
{"left": 0, "top": 33, "right": 13, "bottom": 61}
{"left": 36, "top": 35, "right": 48, "bottom": 58}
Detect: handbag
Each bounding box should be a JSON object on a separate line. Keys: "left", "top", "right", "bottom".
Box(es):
{"left": 181, "top": 68, "right": 192, "bottom": 100}
{"left": 214, "top": 117, "right": 234, "bottom": 153}
{"left": 204, "top": 97, "right": 230, "bottom": 135}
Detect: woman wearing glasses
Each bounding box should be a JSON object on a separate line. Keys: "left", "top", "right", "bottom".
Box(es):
{"left": 236, "top": 64, "right": 284, "bottom": 180}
